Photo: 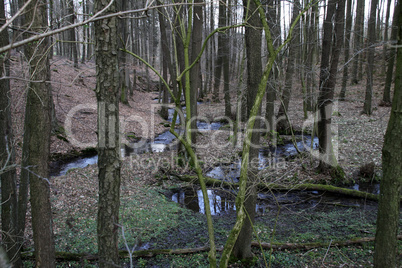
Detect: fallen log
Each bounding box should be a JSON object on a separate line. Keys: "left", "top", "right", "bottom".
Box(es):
{"left": 20, "top": 236, "right": 402, "bottom": 261}
{"left": 251, "top": 235, "right": 402, "bottom": 250}
{"left": 164, "top": 173, "right": 400, "bottom": 202}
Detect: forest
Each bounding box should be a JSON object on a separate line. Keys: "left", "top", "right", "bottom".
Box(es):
{"left": 0, "top": 0, "right": 401, "bottom": 267}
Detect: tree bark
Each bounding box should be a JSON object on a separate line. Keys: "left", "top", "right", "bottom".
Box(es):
{"left": 0, "top": 1, "right": 20, "bottom": 265}
{"left": 277, "top": 0, "right": 300, "bottom": 133}
{"left": 383, "top": 1, "right": 400, "bottom": 104}
{"left": 351, "top": 0, "right": 365, "bottom": 85}
{"left": 363, "top": 0, "right": 379, "bottom": 115}
{"left": 22, "top": 0, "right": 56, "bottom": 266}
{"left": 222, "top": 0, "right": 231, "bottom": 118}
{"left": 317, "top": 0, "right": 345, "bottom": 171}
{"left": 117, "top": 0, "right": 131, "bottom": 105}
{"left": 157, "top": 0, "right": 176, "bottom": 119}
{"left": 213, "top": 0, "right": 226, "bottom": 103}
{"left": 265, "top": 0, "right": 278, "bottom": 134}
{"left": 232, "top": 0, "right": 263, "bottom": 261}
{"left": 94, "top": 0, "right": 121, "bottom": 267}
{"left": 68, "top": 0, "right": 78, "bottom": 68}
{"left": 382, "top": 0, "right": 392, "bottom": 66}
{"left": 189, "top": 0, "right": 203, "bottom": 143}
{"left": 339, "top": 0, "right": 353, "bottom": 100}
{"left": 374, "top": 3, "right": 402, "bottom": 266}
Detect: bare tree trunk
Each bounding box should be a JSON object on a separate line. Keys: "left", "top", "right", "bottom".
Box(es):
{"left": 22, "top": 0, "right": 56, "bottom": 266}
{"left": 94, "top": 0, "right": 121, "bottom": 267}
{"left": 117, "top": 0, "right": 130, "bottom": 105}
{"left": 157, "top": 2, "right": 171, "bottom": 119}
{"left": 0, "top": 1, "right": 20, "bottom": 265}
{"left": 265, "top": 0, "right": 278, "bottom": 134}
{"left": 213, "top": 0, "right": 226, "bottom": 103}
{"left": 374, "top": 4, "right": 402, "bottom": 266}
{"left": 383, "top": 1, "right": 400, "bottom": 104}
{"left": 382, "top": 0, "right": 392, "bottom": 66}
{"left": 223, "top": 3, "right": 231, "bottom": 117}
{"left": 232, "top": 0, "right": 262, "bottom": 260}
{"left": 277, "top": 0, "right": 300, "bottom": 133}
{"left": 317, "top": 0, "right": 345, "bottom": 172}
{"left": 351, "top": 0, "right": 365, "bottom": 85}
{"left": 209, "top": 0, "right": 215, "bottom": 96}
{"left": 363, "top": 0, "right": 379, "bottom": 115}
{"left": 67, "top": 0, "right": 78, "bottom": 68}
{"left": 339, "top": 0, "right": 353, "bottom": 100}
{"left": 81, "top": 0, "right": 87, "bottom": 63}
{"left": 189, "top": 0, "right": 203, "bottom": 143}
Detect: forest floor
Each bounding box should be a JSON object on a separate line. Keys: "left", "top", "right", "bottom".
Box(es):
{"left": 9, "top": 54, "right": 401, "bottom": 267}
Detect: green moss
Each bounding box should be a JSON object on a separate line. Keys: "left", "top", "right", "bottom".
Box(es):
{"left": 329, "top": 165, "right": 347, "bottom": 184}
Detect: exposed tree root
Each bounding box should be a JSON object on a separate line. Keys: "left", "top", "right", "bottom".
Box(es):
{"left": 21, "top": 236, "right": 402, "bottom": 262}
{"left": 164, "top": 173, "right": 402, "bottom": 202}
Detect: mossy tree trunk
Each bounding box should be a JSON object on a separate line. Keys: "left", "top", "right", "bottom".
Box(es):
{"left": 22, "top": 0, "right": 56, "bottom": 266}
{"left": 374, "top": 3, "right": 402, "bottom": 266}
{"left": 94, "top": 0, "right": 121, "bottom": 267}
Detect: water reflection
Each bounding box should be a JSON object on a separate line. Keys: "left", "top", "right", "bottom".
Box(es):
{"left": 171, "top": 188, "right": 236, "bottom": 215}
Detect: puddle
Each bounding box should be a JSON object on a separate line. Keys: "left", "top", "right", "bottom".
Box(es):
{"left": 168, "top": 187, "right": 378, "bottom": 215}
{"left": 169, "top": 188, "right": 236, "bottom": 215}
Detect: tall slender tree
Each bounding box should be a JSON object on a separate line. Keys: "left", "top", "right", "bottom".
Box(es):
{"left": 317, "top": 0, "right": 345, "bottom": 172}
{"left": 0, "top": 0, "right": 20, "bottom": 265}
{"left": 339, "top": 0, "right": 353, "bottom": 100}
{"left": 363, "top": 0, "right": 379, "bottom": 115}
{"left": 277, "top": 0, "right": 300, "bottom": 133}
{"left": 21, "top": 0, "right": 56, "bottom": 266}
{"left": 189, "top": 0, "right": 203, "bottom": 143}
{"left": 213, "top": 0, "right": 227, "bottom": 102}
{"left": 117, "top": 0, "right": 131, "bottom": 105}
{"left": 157, "top": 1, "right": 172, "bottom": 119}
{"left": 94, "top": 0, "right": 121, "bottom": 266}
{"left": 222, "top": 0, "right": 231, "bottom": 118}
{"left": 232, "top": 0, "right": 262, "bottom": 260}
{"left": 68, "top": 0, "right": 78, "bottom": 68}
{"left": 383, "top": 1, "right": 400, "bottom": 104}
{"left": 351, "top": 0, "right": 365, "bottom": 84}
{"left": 265, "top": 0, "right": 278, "bottom": 133}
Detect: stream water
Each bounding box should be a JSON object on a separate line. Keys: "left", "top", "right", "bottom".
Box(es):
{"left": 166, "top": 186, "right": 379, "bottom": 216}
{"left": 50, "top": 105, "right": 379, "bottom": 215}
{"left": 50, "top": 107, "right": 223, "bottom": 176}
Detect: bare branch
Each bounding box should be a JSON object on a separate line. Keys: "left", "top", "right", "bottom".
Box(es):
{"left": 0, "top": 1, "right": 205, "bottom": 54}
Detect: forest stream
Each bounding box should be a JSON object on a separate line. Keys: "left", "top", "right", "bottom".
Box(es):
{"left": 49, "top": 107, "right": 380, "bottom": 218}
